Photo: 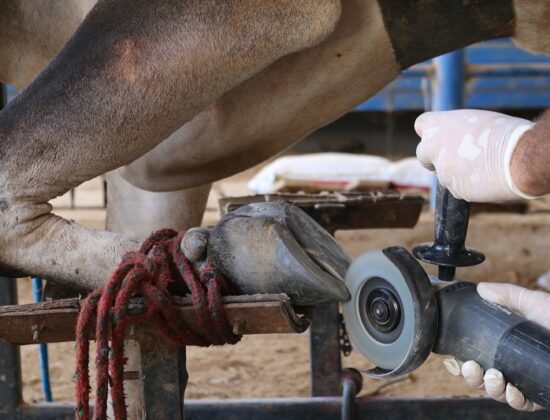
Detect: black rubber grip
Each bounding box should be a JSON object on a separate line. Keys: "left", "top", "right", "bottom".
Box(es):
{"left": 495, "top": 321, "right": 550, "bottom": 408}
{"left": 433, "top": 282, "right": 550, "bottom": 409}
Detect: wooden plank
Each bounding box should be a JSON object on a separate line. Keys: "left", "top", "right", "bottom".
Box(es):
{"left": 0, "top": 294, "right": 310, "bottom": 345}
{"left": 268, "top": 179, "right": 390, "bottom": 194}
{"left": 218, "top": 192, "right": 424, "bottom": 232}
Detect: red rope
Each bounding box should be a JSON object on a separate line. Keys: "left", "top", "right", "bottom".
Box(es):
{"left": 74, "top": 229, "right": 241, "bottom": 420}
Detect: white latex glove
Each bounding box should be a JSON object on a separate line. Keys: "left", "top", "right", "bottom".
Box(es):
{"left": 415, "top": 110, "right": 536, "bottom": 202}
{"left": 443, "top": 283, "right": 550, "bottom": 411}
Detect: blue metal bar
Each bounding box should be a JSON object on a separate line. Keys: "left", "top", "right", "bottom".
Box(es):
{"left": 466, "top": 66, "right": 550, "bottom": 78}
{"left": 429, "top": 51, "right": 465, "bottom": 208}
{"left": 31, "top": 278, "right": 53, "bottom": 403}
{"left": 432, "top": 51, "right": 465, "bottom": 111}
{"left": 357, "top": 38, "right": 550, "bottom": 112}
{"left": 401, "top": 65, "right": 550, "bottom": 79}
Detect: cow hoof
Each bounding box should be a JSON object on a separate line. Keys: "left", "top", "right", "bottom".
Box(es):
{"left": 207, "top": 202, "right": 351, "bottom": 305}
{"left": 181, "top": 227, "right": 210, "bottom": 263}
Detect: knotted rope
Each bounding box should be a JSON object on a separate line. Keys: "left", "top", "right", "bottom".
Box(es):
{"left": 74, "top": 229, "right": 241, "bottom": 420}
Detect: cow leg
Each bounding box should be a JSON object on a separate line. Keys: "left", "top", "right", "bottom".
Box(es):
{"left": 105, "top": 171, "right": 209, "bottom": 420}
{"left": 119, "top": 0, "right": 401, "bottom": 192}
{"left": 105, "top": 172, "right": 210, "bottom": 237}
{"left": 119, "top": 0, "right": 517, "bottom": 194}
{"left": 0, "top": 0, "right": 342, "bottom": 290}
{"left": 0, "top": 0, "right": 96, "bottom": 90}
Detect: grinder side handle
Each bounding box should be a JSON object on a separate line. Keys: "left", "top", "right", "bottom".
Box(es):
{"left": 433, "top": 282, "right": 550, "bottom": 410}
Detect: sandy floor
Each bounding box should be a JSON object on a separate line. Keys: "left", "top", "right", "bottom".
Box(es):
{"left": 15, "top": 173, "right": 547, "bottom": 404}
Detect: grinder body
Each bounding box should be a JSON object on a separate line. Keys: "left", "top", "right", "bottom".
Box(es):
{"left": 343, "top": 184, "right": 550, "bottom": 410}
{"left": 435, "top": 281, "right": 550, "bottom": 408}
{"left": 417, "top": 184, "right": 550, "bottom": 408}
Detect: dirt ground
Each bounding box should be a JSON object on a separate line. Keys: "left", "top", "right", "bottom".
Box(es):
{"left": 16, "top": 172, "right": 548, "bottom": 404}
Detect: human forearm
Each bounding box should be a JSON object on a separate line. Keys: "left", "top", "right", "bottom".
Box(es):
{"left": 415, "top": 110, "right": 536, "bottom": 202}
{"left": 511, "top": 111, "right": 550, "bottom": 197}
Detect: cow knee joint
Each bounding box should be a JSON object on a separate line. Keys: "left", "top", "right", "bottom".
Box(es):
{"left": 1, "top": 199, "right": 54, "bottom": 242}
{"left": 0, "top": 198, "right": 57, "bottom": 275}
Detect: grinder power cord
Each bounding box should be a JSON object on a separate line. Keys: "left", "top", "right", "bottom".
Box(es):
{"left": 343, "top": 183, "right": 550, "bottom": 410}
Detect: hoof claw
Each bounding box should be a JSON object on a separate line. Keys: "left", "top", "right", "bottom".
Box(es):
{"left": 181, "top": 227, "right": 210, "bottom": 263}
{"left": 208, "top": 202, "right": 351, "bottom": 305}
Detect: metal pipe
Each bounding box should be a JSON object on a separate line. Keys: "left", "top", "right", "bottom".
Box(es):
{"left": 341, "top": 379, "right": 356, "bottom": 420}
{"left": 430, "top": 50, "right": 465, "bottom": 208}
{"left": 31, "top": 277, "right": 53, "bottom": 403}
{"left": 309, "top": 303, "right": 342, "bottom": 396}
{"left": 432, "top": 51, "right": 465, "bottom": 111}
{"left": 341, "top": 368, "right": 363, "bottom": 420}
{"left": 0, "top": 276, "right": 22, "bottom": 418}
{"left": 402, "top": 65, "right": 550, "bottom": 79}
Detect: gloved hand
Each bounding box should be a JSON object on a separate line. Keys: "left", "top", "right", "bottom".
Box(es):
{"left": 415, "top": 110, "right": 536, "bottom": 202}
{"left": 443, "top": 282, "right": 550, "bottom": 411}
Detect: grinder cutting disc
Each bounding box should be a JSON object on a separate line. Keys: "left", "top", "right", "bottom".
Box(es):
{"left": 343, "top": 247, "right": 437, "bottom": 378}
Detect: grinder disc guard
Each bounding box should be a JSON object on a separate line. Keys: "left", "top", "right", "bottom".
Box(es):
{"left": 343, "top": 247, "right": 437, "bottom": 378}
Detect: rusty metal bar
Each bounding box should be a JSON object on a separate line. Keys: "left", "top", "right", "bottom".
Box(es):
{"left": 184, "top": 397, "right": 550, "bottom": 420}
{"left": 309, "top": 303, "right": 341, "bottom": 396}
{"left": 0, "top": 277, "right": 22, "bottom": 420}
{"left": 219, "top": 193, "right": 424, "bottom": 231}
{"left": 138, "top": 334, "right": 187, "bottom": 420}
{"left": 13, "top": 396, "right": 550, "bottom": 420}
{"left": 18, "top": 403, "right": 82, "bottom": 419}
{"left": 0, "top": 294, "right": 310, "bottom": 345}
{"left": 340, "top": 369, "right": 363, "bottom": 420}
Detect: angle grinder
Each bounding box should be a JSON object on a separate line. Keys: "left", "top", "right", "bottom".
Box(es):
{"left": 343, "top": 183, "right": 550, "bottom": 409}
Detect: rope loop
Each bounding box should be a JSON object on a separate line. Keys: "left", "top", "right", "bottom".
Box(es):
{"left": 75, "top": 229, "right": 240, "bottom": 420}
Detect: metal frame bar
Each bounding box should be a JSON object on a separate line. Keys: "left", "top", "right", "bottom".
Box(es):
{"left": 432, "top": 51, "right": 465, "bottom": 111}
{"left": 357, "top": 39, "right": 550, "bottom": 111}
{"left": 309, "top": 303, "right": 342, "bottom": 396}
{"left": 9, "top": 397, "right": 549, "bottom": 420}
{"left": 184, "top": 397, "right": 550, "bottom": 420}
{"left": 137, "top": 334, "right": 187, "bottom": 419}
{"left": 429, "top": 50, "right": 464, "bottom": 208}
{"left": 32, "top": 277, "right": 53, "bottom": 402}
{"left": 0, "top": 277, "right": 22, "bottom": 420}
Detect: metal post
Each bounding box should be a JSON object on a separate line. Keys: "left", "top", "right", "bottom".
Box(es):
{"left": 340, "top": 368, "right": 363, "bottom": 420}
{"left": 432, "top": 50, "right": 465, "bottom": 111}
{"left": 1, "top": 83, "right": 7, "bottom": 106}
{"left": 138, "top": 333, "right": 187, "bottom": 419}
{"left": 309, "top": 303, "right": 342, "bottom": 396}
{"left": 309, "top": 221, "right": 343, "bottom": 397}
{"left": 0, "top": 277, "right": 22, "bottom": 420}
{"left": 430, "top": 50, "right": 465, "bottom": 208}
{"left": 32, "top": 277, "right": 53, "bottom": 402}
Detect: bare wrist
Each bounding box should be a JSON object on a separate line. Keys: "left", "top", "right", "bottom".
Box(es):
{"left": 510, "top": 129, "right": 550, "bottom": 197}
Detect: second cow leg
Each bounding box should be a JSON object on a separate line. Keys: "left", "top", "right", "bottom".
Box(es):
{"left": 106, "top": 171, "right": 210, "bottom": 420}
